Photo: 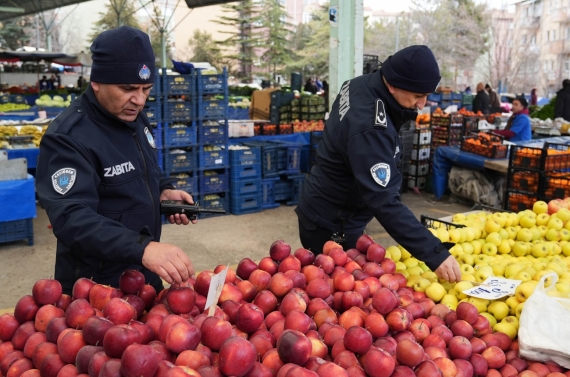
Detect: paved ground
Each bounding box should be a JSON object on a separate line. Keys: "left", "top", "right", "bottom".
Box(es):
{"left": 0, "top": 191, "right": 472, "bottom": 309}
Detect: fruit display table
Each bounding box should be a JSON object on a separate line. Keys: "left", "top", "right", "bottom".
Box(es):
{"left": 0, "top": 174, "right": 36, "bottom": 245}
{"left": 3, "top": 148, "right": 40, "bottom": 169}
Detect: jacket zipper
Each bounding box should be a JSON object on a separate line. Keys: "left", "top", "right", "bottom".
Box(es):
{"left": 133, "top": 133, "right": 158, "bottom": 232}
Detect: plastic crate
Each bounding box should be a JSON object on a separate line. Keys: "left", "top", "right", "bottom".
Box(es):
{"left": 157, "top": 150, "right": 164, "bottom": 171}
{"left": 461, "top": 132, "right": 508, "bottom": 159}
{"left": 228, "top": 107, "right": 249, "bottom": 120}
{"left": 420, "top": 215, "right": 465, "bottom": 230}
{"left": 462, "top": 94, "right": 474, "bottom": 105}
{"left": 409, "top": 160, "right": 430, "bottom": 176}
{"left": 230, "top": 194, "right": 262, "bottom": 215}
{"left": 230, "top": 179, "right": 262, "bottom": 196}
{"left": 407, "top": 175, "right": 429, "bottom": 190}
{"left": 144, "top": 100, "right": 161, "bottom": 122}
{"left": 0, "top": 218, "right": 33, "bottom": 246}
{"left": 413, "top": 129, "right": 431, "bottom": 146}
{"left": 509, "top": 143, "right": 570, "bottom": 172}
{"left": 542, "top": 174, "right": 570, "bottom": 199}
{"left": 287, "top": 175, "right": 304, "bottom": 205}
{"left": 451, "top": 93, "right": 462, "bottom": 101}
{"left": 200, "top": 170, "right": 229, "bottom": 193}
{"left": 163, "top": 124, "right": 197, "bottom": 147}
{"left": 230, "top": 163, "right": 262, "bottom": 181}
{"left": 274, "top": 179, "right": 292, "bottom": 201}
{"left": 163, "top": 100, "right": 194, "bottom": 122}
{"left": 164, "top": 149, "right": 197, "bottom": 173}
{"left": 441, "top": 93, "right": 452, "bottom": 101}
{"left": 427, "top": 93, "right": 442, "bottom": 102}
{"left": 152, "top": 126, "right": 163, "bottom": 149}
{"left": 9, "top": 94, "right": 26, "bottom": 104}
{"left": 198, "top": 193, "right": 228, "bottom": 219}
{"left": 199, "top": 148, "right": 229, "bottom": 169}
{"left": 163, "top": 74, "right": 194, "bottom": 95}
{"left": 242, "top": 141, "right": 280, "bottom": 178}
{"left": 411, "top": 145, "right": 431, "bottom": 161}
{"left": 261, "top": 178, "right": 279, "bottom": 209}
{"left": 278, "top": 123, "right": 293, "bottom": 135}
{"left": 149, "top": 72, "right": 162, "bottom": 97}
{"left": 505, "top": 190, "right": 539, "bottom": 212}
{"left": 273, "top": 140, "right": 302, "bottom": 175}
{"left": 198, "top": 120, "right": 228, "bottom": 145}
{"left": 508, "top": 171, "right": 540, "bottom": 192}
{"left": 271, "top": 91, "right": 295, "bottom": 107}
{"left": 169, "top": 174, "right": 198, "bottom": 194}
{"left": 463, "top": 116, "right": 485, "bottom": 133}
{"left": 230, "top": 147, "right": 261, "bottom": 166}
{"left": 196, "top": 68, "right": 228, "bottom": 95}
{"left": 197, "top": 98, "right": 228, "bottom": 120}
{"left": 300, "top": 145, "right": 311, "bottom": 173}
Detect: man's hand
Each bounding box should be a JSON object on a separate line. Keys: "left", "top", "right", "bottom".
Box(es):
{"left": 435, "top": 255, "right": 461, "bottom": 283}
{"left": 160, "top": 189, "right": 197, "bottom": 225}
{"left": 142, "top": 241, "right": 195, "bottom": 285}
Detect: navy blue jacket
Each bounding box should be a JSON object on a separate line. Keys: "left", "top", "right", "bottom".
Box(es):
{"left": 297, "top": 70, "right": 451, "bottom": 271}
{"left": 36, "top": 86, "right": 173, "bottom": 294}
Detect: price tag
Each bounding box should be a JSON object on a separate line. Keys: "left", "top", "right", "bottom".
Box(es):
{"left": 205, "top": 264, "right": 229, "bottom": 315}
{"left": 462, "top": 277, "right": 522, "bottom": 300}
{"left": 215, "top": 159, "right": 222, "bottom": 164}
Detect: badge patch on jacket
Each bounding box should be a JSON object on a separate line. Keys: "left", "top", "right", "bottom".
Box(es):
{"left": 370, "top": 163, "right": 390, "bottom": 187}
{"left": 375, "top": 99, "right": 387, "bottom": 128}
{"left": 52, "top": 168, "right": 77, "bottom": 195}
{"left": 144, "top": 127, "right": 156, "bottom": 149}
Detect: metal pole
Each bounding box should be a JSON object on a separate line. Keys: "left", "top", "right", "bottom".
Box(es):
{"left": 161, "top": 29, "right": 167, "bottom": 69}
{"left": 395, "top": 15, "right": 400, "bottom": 53}
{"left": 35, "top": 15, "right": 40, "bottom": 48}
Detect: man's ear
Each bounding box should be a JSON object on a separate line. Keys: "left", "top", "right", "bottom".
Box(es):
{"left": 91, "top": 82, "right": 99, "bottom": 92}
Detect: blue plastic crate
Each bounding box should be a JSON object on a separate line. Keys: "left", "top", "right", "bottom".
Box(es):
{"left": 230, "top": 147, "right": 261, "bottom": 166}
{"left": 198, "top": 119, "right": 228, "bottom": 145}
{"left": 200, "top": 170, "right": 229, "bottom": 193}
{"left": 230, "top": 179, "right": 262, "bottom": 196}
{"left": 427, "top": 93, "right": 442, "bottom": 102}
{"left": 227, "top": 107, "right": 249, "bottom": 120}
{"left": 163, "top": 100, "right": 194, "bottom": 122}
{"left": 300, "top": 145, "right": 311, "bottom": 173}
{"left": 272, "top": 141, "right": 301, "bottom": 175}
{"left": 164, "top": 124, "right": 197, "bottom": 147}
{"left": 441, "top": 101, "right": 452, "bottom": 109}
{"left": 274, "top": 179, "right": 292, "bottom": 201}
{"left": 152, "top": 126, "right": 163, "bottom": 148}
{"left": 230, "top": 163, "right": 262, "bottom": 181}
{"left": 144, "top": 100, "right": 162, "bottom": 122}
{"left": 197, "top": 98, "right": 228, "bottom": 120}
{"left": 198, "top": 193, "right": 228, "bottom": 219}
{"left": 442, "top": 93, "right": 452, "bottom": 101}
{"left": 287, "top": 174, "right": 305, "bottom": 205}
{"left": 242, "top": 141, "right": 280, "bottom": 178}
{"left": 9, "top": 94, "right": 26, "bottom": 104}
{"left": 164, "top": 149, "right": 197, "bottom": 173}
{"left": 451, "top": 93, "right": 462, "bottom": 101}
{"left": 196, "top": 68, "right": 228, "bottom": 95}
{"left": 0, "top": 218, "right": 33, "bottom": 246}
{"left": 163, "top": 74, "right": 194, "bottom": 95}
{"left": 157, "top": 150, "right": 164, "bottom": 170}
{"left": 169, "top": 174, "right": 198, "bottom": 194}
{"left": 230, "top": 194, "right": 262, "bottom": 215}
{"left": 198, "top": 148, "right": 229, "bottom": 169}
{"left": 149, "top": 72, "right": 161, "bottom": 97}
{"left": 261, "top": 178, "right": 279, "bottom": 209}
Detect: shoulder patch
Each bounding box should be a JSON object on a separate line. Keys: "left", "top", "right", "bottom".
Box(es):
{"left": 375, "top": 99, "right": 387, "bottom": 128}
{"left": 144, "top": 127, "right": 156, "bottom": 149}
{"left": 52, "top": 168, "right": 77, "bottom": 195}
{"left": 370, "top": 163, "right": 390, "bottom": 187}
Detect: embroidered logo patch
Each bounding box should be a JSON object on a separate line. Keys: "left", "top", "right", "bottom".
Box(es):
{"left": 371, "top": 163, "right": 390, "bottom": 187}
{"left": 375, "top": 99, "right": 387, "bottom": 127}
{"left": 138, "top": 64, "right": 151, "bottom": 81}
{"left": 144, "top": 127, "right": 156, "bottom": 149}
{"left": 52, "top": 168, "right": 77, "bottom": 195}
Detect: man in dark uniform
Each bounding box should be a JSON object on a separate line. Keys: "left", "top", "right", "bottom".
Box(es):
{"left": 296, "top": 45, "right": 461, "bottom": 282}
{"left": 36, "top": 26, "right": 195, "bottom": 295}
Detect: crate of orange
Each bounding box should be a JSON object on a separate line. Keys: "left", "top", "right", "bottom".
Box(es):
{"left": 542, "top": 173, "right": 570, "bottom": 199}
{"left": 506, "top": 191, "right": 540, "bottom": 212}
{"left": 510, "top": 143, "right": 570, "bottom": 171}
{"left": 460, "top": 131, "right": 508, "bottom": 159}
{"left": 508, "top": 171, "right": 540, "bottom": 192}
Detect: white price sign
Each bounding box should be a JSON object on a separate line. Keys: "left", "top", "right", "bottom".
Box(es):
{"left": 462, "top": 277, "right": 522, "bottom": 300}
{"left": 205, "top": 264, "right": 229, "bottom": 315}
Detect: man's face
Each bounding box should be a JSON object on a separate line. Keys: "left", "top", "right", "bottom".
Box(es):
{"left": 511, "top": 99, "right": 524, "bottom": 113}
{"left": 91, "top": 82, "right": 153, "bottom": 122}
{"left": 387, "top": 83, "right": 429, "bottom": 110}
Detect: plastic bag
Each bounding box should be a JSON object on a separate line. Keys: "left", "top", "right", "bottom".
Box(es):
{"left": 518, "top": 273, "right": 570, "bottom": 368}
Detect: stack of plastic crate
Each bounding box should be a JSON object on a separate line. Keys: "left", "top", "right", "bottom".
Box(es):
{"left": 196, "top": 68, "right": 230, "bottom": 217}
{"left": 406, "top": 128, "right": 432, "bottom": 191}
{"left": 143, "top": 70, "right": 164, "bottom": 170}
{"left": 229, "top": 146, "right": 263, "bottom": 214}
{"left": 160, "top": 72, "right": 199, "bottom": 202}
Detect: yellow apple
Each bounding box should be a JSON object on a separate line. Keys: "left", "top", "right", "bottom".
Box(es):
{"left": 493, "top": 322, "right": 517, "bottom": 340}
{"left": 537, "top": 225, "right": 548, "bottom": 237}
{"left": 493, "top": 213, "right": 508, "bottom": 227}
{"left": 413, "top": 278, "right": 432, "bottom": 292}
{"left": 461, "top": 242, "right": 474, "bottom": 255}
{"left": 531, "top": 243, "right": 549, "bottom": 258}
{"left": 404, "top": 258, "right": 419, "bottom": 268}
{"left": 418, "top": 262, "right": 430, "bottom": 272}
{"left": 487, "top": 301, "right": 510, "bottom": 321}
{"left": 556, "top": 281, "right": 570, "bottom": 293}
{"left": 501, "top": 315, "right": 519, "bottom": 330}
{"left": 436, "top": 228, "right": 450, "bottom": 242}
{"left": 453, "top": 213, "right": 467, "bottom": 223}
{"left": 533, "top": 200, "right": 549, "bottom": 214}
{"left": 514, "top": 270, "right": 532, "bottom": 282}
{"left": 515, "top": 282, "right": 536, "bottom": 302}
{"left": 465, "top": 227, "right": 476, "bottom": 242}
{"left": 461, "top": 273, "right": 476, "bottom": 282}
{"left": 530, "top": 227, "right": 542, "bottom": 241}
{"left": 486, "top": 232, "right": 502, "bottom": 247}
{"left": 519, "top": 215, "right": 536, "bottom": 229}
{"left": 516, "top": 228, "right": 533, "bottom": 242}
{"left": 440, "top": 294, "right": 459, "bottom": 309}
{"left": 397, "top": 269, "right": 410, "bottom": 278}
{"left": 407, "top": 266, "right": 424, "bottom": 277}
{"left": 467, "top": 297, "right": 489, "bottom": 312}
{"left": 548, "top": 217, "right": 564, "bottom": 230}
{"left": 509, "top": 213, "right": 520, "bottom": 226}
{"left": 461, "top": 254, "right": 475, "bottom": 266}
{"left": 480, "top": 312, "right": 497, "bottom": 328}
{"left": 536, "top": 212, "right": 551, "bottom": 226}
{"left": 505, "top": 226, "right": 518, "bottom": 240}
{"left": 505, "top": 263, "right": 523, "bottom": 279}
{"left": 545, "top": 228, "right": 561, "bottom": 242}
{"left": 475, "top": 265, "right": 494, "bottom": 283}
{"left": 395, "top": 261, "right": 407, "bottom": 271}
{"left": 398, "top": 245, "right": 412, "bottom": 259}
{"left": 515, "top": 302, "right": 525, "bottom": 318}
{"left": 481, "top": 243, "right": 498, "bottom": 256}
{"left": 505, "top": 296, "right": 521, "bottom": 315}
{"left": 425, "top": 282, "right": 447, "bottom": 301}
{"left": 387, "top": 246, "right": 402, "bottom": 262}
{"left": 454, "top": 281, "right": 474, "bottom": 299}
{"left": 448, "top": 229, "right": 461, "bottom": 243}
{"left": 422, "top": 271, "right": 439, "bottom": 282}
{"left": 546, "top": 262, "right": 564, "bottom": 276}
{"left": 498, "top": 240, "right": 511, "bottom": 255}
{"left": 484, "top": 218, "right": 501, "bottom": 234}
{"left": 406, "top": 275, "right": 421, "bottom": 287}
{"left": 512, "top": 241, "right": 530, "bottom": 257}
{"left": 492, "top": 263, "right": 506, "bottom": 277}
{"left": 523, "top": 267, "right": 537, "bottom": 277}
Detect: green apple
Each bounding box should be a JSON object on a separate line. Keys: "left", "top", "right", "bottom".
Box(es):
{"left": 487, "top": 301, "right": 510, "bottom": 321}
{"left": 533, "top": 200, "right": 549, "bottom": 214}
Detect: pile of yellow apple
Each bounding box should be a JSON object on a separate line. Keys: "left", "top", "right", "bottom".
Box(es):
{"left": 385, "top": 200, "right": 570, "bottom": 341}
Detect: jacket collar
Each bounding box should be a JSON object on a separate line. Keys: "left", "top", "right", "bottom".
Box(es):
{"left": 368, "top": 70, "right": 418, "bottom": 132}
{"left": 81, "top": 85, "right": 139, "bottom": 131}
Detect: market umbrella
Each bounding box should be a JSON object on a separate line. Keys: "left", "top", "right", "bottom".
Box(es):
{"left": 52, "top": 51, "right": 92, "bottom": 67}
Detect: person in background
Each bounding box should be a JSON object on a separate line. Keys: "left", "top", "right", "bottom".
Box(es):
{"left": 530, "top": 88, "right": 538, "bottom": 106}
{"left": 39, "top": 75, "right": 49, "bottom": 92}
{"left": 296, "top": 45, "right": 460, "bottom": 283}
{"left": 485, "top": 83, "right": 502, "bottom": 113}
{"left": 77, "top": 75, "right": 85, "bottom": 89}
{"left": 55, "top": 73, "right": 62, "bottom": 89}
{"left": 304, "top": 78, "right": 318, "bottom": 94}
{"left": 464, "top": 86, "right": 472, "bottom": 94}
{"left": 493, "top": 97, "right": 531, "bottom": 142}
{"left": 315, "top": 77, "right": 323, "bottom": 92}
{"left": 36, "top": 26, "right": 196, "bottom": 295}
{"left": 322, "top": 80, "right": 329, "bottom": 110}
{"left": 554, "top": 79, "right": 570, "bottom": 122}
{"left": 48, "top": 74, "right": 57, "bottom": 90}
{"left": 473, "top": 82, "right": 490, "bottom": 115}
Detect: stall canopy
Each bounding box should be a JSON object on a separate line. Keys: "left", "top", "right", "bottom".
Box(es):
{"left": 0, "top": 50, "right": 75, "bottom": 62}
{"left": 0, "top": 0, "right": 86, "bottom": 21}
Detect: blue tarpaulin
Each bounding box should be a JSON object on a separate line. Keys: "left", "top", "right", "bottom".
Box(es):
{"left": 229, "top": 132, "right": 310, "bottom": 146}
{"left": 0, "top": 174, "right": 36, "bottom": 222}
{"left": 5, "top": 148, "right": 40, "bottom": 169}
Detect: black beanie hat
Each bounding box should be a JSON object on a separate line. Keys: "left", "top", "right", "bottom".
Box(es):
{"left": 90, "top": 26, "right": 155, "bottom": 84}
{"left": 381, "top": 45, "right": 441, "bottom": 93}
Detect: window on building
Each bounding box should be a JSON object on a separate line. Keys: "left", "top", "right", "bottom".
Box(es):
{"left": 564, "top": 59, "right": 570, "bottom": 74}
{"left": 531, "top": 34, "right": 536, "bottom": 44}
{"left": 566, "top": 27, "right": 570, "bottom": 39}
{"left": 302, "top": 12, "right": 311, "bottom": 23}
{"left": 552, "top": 30, "right": 556, "bottom": 41}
